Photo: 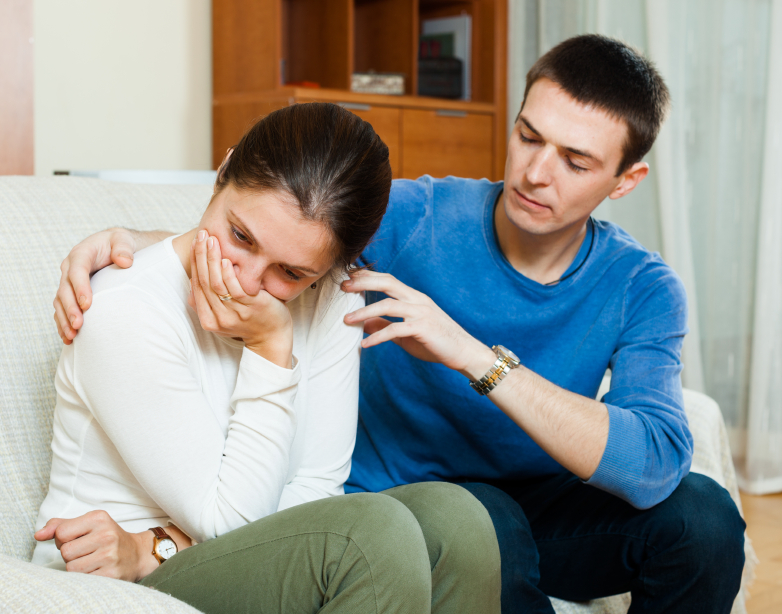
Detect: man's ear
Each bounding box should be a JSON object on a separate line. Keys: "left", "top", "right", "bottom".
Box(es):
{"left": 608, "top": 161, "right": 649, "bottom": 200}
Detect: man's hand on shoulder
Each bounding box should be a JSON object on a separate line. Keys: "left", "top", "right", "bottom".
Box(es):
{"left": 341, "top": 270, "right": 495, "bottom": 376}
{"left": 54, "top": 228, "right": 172, "bottom": 344}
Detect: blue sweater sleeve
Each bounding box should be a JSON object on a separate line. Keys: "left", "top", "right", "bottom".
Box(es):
{"left": 586, "top": 257, "right": 693, "bottom": 509}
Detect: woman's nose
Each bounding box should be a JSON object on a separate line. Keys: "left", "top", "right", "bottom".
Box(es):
{"left": 234, "top": 262, "right": 265, "bottom": 296}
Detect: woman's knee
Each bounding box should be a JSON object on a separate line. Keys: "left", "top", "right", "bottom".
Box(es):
{"left": 384, "top": 482, "right": 501, "bottom": 577}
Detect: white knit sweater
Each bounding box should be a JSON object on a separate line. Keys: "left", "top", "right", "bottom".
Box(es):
{"left": 33, "top": 236, "right": 363, "bottom": 570}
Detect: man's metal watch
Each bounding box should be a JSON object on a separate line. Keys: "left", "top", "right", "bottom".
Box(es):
{"left": 469, "top": 345, "right": 521, "bottom": 396}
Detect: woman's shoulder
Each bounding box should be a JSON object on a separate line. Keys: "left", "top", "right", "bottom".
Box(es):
{"left": 81, "top": 239, "right": 191, "bottom": 341}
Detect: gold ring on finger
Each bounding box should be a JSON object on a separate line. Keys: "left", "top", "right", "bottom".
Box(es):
{"left": 218, "top": 293, "right": 232, "bottom": 301}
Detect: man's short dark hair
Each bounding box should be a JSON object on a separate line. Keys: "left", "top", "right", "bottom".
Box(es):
{"left": 523, "top": 34, "right": 670, "bottom": 175}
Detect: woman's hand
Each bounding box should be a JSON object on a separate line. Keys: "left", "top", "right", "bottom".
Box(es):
{"left": 190, "top": 231, "right": 294, "bottom": 368}
{"left": 34, "top": 511, "right": 159, "bottom": 582}
{"left": 341, "top": 270, "right": 495, "bottom": 379}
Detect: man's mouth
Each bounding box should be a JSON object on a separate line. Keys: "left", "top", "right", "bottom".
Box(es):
{"left": 515, "top": 189, "right": 549, "bottom": 211}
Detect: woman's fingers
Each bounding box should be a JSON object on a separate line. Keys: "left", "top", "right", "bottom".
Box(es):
{"left": 59, "top": 533, "right": 99, "bottom": 563}
{"left": 206, "top": 236, "right": 229, "bottom": 297}
{"left": 220, "top": 257, "right": 248, "bottom": 301}
{"left": 191, "top": 242, "right": 218, "bottom": 331}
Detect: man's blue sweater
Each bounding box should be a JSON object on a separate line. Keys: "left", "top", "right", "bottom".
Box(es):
{"left": 346, "top": 176, "right": 693, "bottom": 509}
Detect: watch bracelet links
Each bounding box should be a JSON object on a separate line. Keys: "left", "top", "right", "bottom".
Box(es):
{"left": 469, "top": 355, "right": 513, "bottom": 395}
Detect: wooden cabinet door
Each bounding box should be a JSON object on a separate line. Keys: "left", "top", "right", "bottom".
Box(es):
{"left": 401, "top": 109, "right": 493, "bottom": 180}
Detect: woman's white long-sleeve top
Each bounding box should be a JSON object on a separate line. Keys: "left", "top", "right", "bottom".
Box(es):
{"left": 33, "top": 236, "right": 363, "bottom": 569}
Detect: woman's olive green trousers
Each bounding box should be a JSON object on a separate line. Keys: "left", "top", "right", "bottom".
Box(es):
{"left": 141, "top": 482, "right": 501, "bottom": 613}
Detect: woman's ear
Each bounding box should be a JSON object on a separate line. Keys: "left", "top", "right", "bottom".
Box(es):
{"left": 214, "top": 148, "right": 235, "bottom": 192}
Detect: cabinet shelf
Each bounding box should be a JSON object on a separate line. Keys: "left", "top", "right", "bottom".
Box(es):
{"left": 213, "top": 0, "right": 506, "bottom": 180}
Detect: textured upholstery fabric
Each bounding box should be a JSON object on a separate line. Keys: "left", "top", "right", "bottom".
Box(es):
{"left": 0, "top": 554, "right": 201, "bottom": 614}
{"left": 0, "top": 177, "right": 754, "bottom": 613}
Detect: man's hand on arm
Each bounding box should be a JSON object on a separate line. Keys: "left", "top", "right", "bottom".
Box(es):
{"left": 54, "top": 228, "right": 173, "bottom": 344}
{"left": 342, "top": 270, "right": 609, "bottom": 481}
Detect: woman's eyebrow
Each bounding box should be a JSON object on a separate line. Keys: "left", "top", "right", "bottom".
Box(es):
{"left": 229, "top": 209, "right": 321, "bottom": 276}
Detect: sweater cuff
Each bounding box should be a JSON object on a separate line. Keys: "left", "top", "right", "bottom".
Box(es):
{"left": 586, "top": 403, "right": 646, "bottom": 505}
{"left": 237, "top": 346, "right": 301, "bottom": 392}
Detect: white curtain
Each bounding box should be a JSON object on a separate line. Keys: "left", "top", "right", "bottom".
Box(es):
{"left": 508, "top": 0, "right": 782, "bottom": 494}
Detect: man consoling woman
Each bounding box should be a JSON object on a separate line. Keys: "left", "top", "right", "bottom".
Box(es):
{"left": 32, "top": 103, "right": 501, "bottom": 613}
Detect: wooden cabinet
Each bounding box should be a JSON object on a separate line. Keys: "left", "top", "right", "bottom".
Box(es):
{"left": 213, "top": 0, "right": 507, "bottom": 180}
{"left": 401, "top": 108, "right": 493, "bottom": 179}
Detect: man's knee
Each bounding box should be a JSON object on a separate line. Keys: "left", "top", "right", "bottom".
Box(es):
{"left": 650, "top": 473, "right": 745, "bottom": 577}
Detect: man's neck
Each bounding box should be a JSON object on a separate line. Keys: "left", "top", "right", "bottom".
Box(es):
{"left": 494, "top": 192, "right": 590, "bottom": 285}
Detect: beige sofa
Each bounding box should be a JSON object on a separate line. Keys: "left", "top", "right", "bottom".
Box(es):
{"left": 0, "top": 177, "right": 754, "bottom": 613}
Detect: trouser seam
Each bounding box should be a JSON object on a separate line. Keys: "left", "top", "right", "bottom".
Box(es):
{"left": 150, "top": 530, "right": 380, "bottom": 614}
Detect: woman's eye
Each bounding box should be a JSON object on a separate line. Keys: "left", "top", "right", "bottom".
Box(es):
{"left": 520, "top": 133, "right": 536, "bottom": 144}
{"left": 231, "top": 227, "right": 249, "bottom": 243}
{"left": 281, "top": 266, "right": 301, "bottom": 281}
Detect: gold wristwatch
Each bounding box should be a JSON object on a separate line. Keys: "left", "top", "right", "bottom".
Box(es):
{"left": 469, "top": 345, "right": 521, "bottom": 395}
{"left": 150, "top": 526, "right": 178, "bottom": 565}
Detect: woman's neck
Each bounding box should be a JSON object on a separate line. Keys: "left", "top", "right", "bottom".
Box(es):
{"left": 172, "top": 229, "right": 198, "bottom": 275}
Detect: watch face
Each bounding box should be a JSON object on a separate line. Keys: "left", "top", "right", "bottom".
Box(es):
{"left": 497, "top": 345, "right": 520, "bottom": 365}
{"left": 155, "top": 538, "right": 178, "bottom": 560}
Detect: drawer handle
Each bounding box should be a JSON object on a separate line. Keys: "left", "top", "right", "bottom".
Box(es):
{"left": 435, "top": 109, "right": 467, "bottom": 118}
{"left": 338, "top": 102, "right": 371, "bottom": 111}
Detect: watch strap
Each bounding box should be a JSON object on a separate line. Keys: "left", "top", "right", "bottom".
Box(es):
{"left": 469, "top": 346, "right": 517, "bottom": 395}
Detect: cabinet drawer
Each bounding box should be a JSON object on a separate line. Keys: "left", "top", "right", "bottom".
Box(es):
{"left": 401, "top": 109, "right": 493, "bottom": 180}
{"left": 301, "top": 100, "right": 401, "bottom": 178}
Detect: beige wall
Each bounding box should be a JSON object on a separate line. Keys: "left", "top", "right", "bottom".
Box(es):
{"left": 34, "top": 0, "right": 212, "bottom": 176}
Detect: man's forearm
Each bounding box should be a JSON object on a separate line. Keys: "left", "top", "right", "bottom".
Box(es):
{"left": 463, "top": 345, "right": 609, "bottom": 480}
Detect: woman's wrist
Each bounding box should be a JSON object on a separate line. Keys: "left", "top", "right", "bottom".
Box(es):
{"left": 134, "top": 525, "right": 193, "bottom": 582}
{"left": 134, "top": 530, "right": 161, "bottom": 581}
{"left": 245, "top": 327, "right": 294, "bottom": 368}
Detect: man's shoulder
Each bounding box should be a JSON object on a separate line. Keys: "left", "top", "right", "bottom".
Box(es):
{"left": 389, "top": 175, "right": 500, "bottom": 211}
{"left": 593, "top": 219, "right": 687, "bottom": 316}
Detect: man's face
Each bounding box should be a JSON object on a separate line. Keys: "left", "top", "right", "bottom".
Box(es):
{"left": 503, "top": 78, "right": 638, "bottom": 236}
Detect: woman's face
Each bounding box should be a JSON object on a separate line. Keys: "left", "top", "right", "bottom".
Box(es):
{"left": 198, "top": 184, "right": 335, "bottom": 302}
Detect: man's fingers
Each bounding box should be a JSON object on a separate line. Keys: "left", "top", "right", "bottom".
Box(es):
{"left": 342, "top": 271, "right": 421, "bottom": 302}
{"left": 110, "top": 241, "right": 135, "bottom": 269}
{"left": 344, "top": 298, "right": 416, "bottom": 324}
{"left": 362, "top": 320, "right": 414, "bottom": 349}
{"left": 65, "top": 248, "right": 98, "bottom": 312}
{"left": 362, "top": 317, "right": 393, "bottom": 335}
{"left": 53, "top": 298, "right": 76, "bottom": 341}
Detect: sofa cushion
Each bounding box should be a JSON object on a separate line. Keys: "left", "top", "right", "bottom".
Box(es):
{"left": 0, "top": 554, "right": 201, "bottom": 614}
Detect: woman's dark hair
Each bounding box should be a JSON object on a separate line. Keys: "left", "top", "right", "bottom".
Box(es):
{"left": 215, "top": 102, "right": 392, "bottom": 273}
{"left": 523, "top": 34, "right": 670, "bottom": 175}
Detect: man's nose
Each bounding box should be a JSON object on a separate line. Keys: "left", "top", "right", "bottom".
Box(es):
{"left": 525, "top": 146, "right": 555, "bottom": 187}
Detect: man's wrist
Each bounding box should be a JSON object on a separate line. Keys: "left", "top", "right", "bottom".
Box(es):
{"left": 458, "top": 343, "right": 499, "bottom": 381}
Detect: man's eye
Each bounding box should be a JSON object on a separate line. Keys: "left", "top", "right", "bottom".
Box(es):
{"left": 566, "top": 158, "right": 587, "bottom": 173}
